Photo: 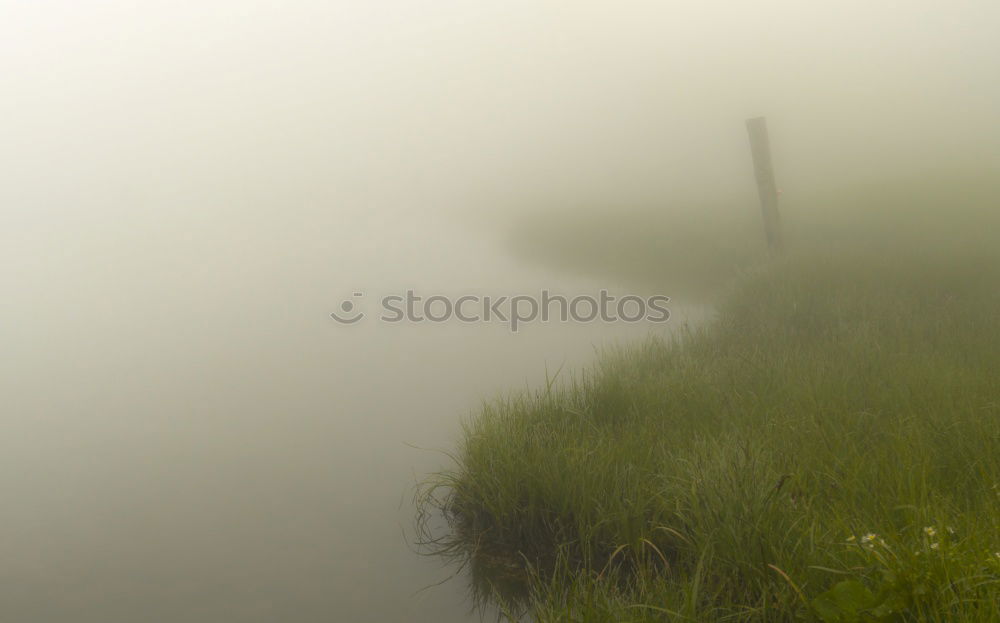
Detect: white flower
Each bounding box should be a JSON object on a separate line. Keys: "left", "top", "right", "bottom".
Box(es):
{"left": 860, "top": 533, "right": 878, "bottom": 549}
{"left": 924, "top": 526, "right": 937, "bottom": 538}
{"left": 930, "top": 542, "right": 940, "bottom": 550}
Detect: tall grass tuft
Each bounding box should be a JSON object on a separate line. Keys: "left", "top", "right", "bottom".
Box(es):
{"left": 418, "top": 175, "right": 1000, "bottom": 621}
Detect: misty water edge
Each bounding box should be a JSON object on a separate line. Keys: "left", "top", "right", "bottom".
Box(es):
{"left": 7, "top": 3, "right": 999, "bottom": 621}
{"left": 2, "top": 207, "right": 704, "bottom": 622}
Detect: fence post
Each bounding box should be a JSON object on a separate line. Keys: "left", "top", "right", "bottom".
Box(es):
{"left": 745, "top": 116, "right": 783, "bottom": 252}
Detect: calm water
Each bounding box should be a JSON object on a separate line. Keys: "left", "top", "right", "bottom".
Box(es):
{"left": 2, "top": 204, "right": 701, "bottom": 622}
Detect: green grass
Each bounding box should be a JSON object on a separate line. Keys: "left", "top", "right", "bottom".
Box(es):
{"left": 507, "top": 170, "right": 1000, "bottom": 299}
{"left": 418, "top": 175, "right": 1000, "bottom": 621}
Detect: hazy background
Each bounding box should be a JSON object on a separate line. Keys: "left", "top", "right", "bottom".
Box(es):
{"left": 2, "top": 1, "right": 998, "bottom": 621}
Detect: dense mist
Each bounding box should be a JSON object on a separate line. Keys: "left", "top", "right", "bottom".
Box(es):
{"left": 2, "top": 2, "right": 998, "bottom": 622}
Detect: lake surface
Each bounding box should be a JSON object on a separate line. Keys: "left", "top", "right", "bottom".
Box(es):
{"left": 2, "top": 205, "right": 701, "bottom": 622}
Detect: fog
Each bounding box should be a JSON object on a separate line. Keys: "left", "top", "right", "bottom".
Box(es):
{"left": 2, "top": 2, "right": 998, "bottom": 621}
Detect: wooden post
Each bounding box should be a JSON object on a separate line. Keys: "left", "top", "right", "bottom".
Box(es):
{"left": 745, "top": 116, "right": 782, "bottom": 252}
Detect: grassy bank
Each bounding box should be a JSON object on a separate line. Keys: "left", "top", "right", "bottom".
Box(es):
{"left": 507, "top": 171, "right": 1000, "bottom": 298}
{"left": 419, "top": 176, "right": 1000, "bottom": 621}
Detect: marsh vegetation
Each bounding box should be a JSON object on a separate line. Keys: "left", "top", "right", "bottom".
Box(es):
{"left": 420, "top": 175, "right": 1000, "bottom": 621}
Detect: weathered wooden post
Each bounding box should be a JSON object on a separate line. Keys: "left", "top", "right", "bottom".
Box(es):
{"left": 745, "top": 116, "right": 783, "bottom": 252}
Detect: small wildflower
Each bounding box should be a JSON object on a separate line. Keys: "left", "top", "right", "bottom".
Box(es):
{"left": 846, "top": 535, "right": 856, "bottom": 542}
{"left": 924, "top": 526, "right": 937, "bottom": 538}
{"left": 861, "top": 533, "right": 877, "bottom": 549}
{"left": 930, "top": 542, "right": 940, "bottom": 550}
